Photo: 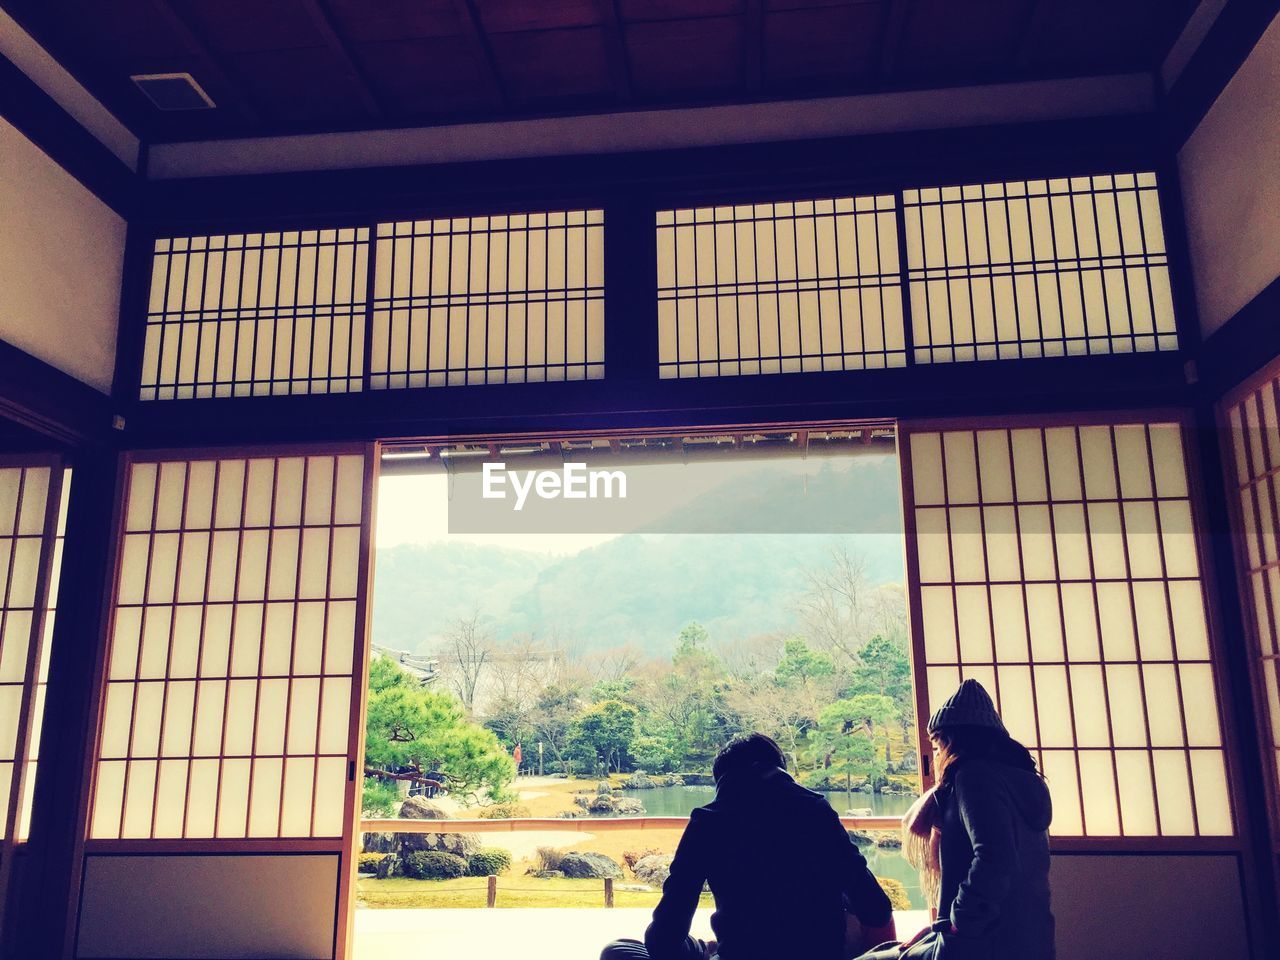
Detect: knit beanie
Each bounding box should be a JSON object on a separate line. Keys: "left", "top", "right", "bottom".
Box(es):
{"left": 927, "top": 679, "right": 1006, "bottom": 735}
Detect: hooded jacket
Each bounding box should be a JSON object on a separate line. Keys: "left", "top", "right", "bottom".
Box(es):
{"left": 934, "top": 757, "right": 1055, "bottom": 960}
{"left": 644, "top": 762, "right": 893, "bottom": 960}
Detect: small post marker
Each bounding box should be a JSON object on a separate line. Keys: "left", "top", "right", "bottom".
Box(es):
{"left": 487, "top": 874, "right": 498, "bottom": 908}
{"left": 604, "top": 877, "right": 614, "bottom": 908}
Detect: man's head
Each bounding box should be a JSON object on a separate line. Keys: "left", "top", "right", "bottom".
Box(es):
{"left": 712, "top": 732, "right": 786, "bottom": 784}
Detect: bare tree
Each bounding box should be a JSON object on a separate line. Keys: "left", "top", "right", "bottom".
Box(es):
{"left": 581, "top": 642, "right": 644, "bottom": 683}
{"left": 438, "top": 611, "right": 494, "bottom": 712}
{"left": 793, "top": 542, "right": 872, "bottom": 666}
{"left": 717, "top": 631, "right": 785, "bottom": 680}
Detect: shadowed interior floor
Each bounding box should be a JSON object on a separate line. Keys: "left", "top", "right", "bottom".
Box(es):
{"left": 354, "top": 908, "right": 933, "bottom": 959}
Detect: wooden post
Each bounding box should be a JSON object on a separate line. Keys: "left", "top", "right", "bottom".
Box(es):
{"left": 487, "top": 875, "right": 497, "bottom": 908}
{"left": 604, "top": 877, "right": 614, "bottom": 908}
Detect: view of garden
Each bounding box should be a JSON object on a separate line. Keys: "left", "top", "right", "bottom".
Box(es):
{"left": 359, "top": 452, "right": 923, "bottom": 910}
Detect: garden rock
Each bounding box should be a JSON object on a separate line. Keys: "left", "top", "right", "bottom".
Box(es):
{"left": 875, "top": 835, "right": 902, "bottom": 849}
{"left": 362, "top": 832, "right": 396, "bottom": 854}
{"left": 632, "top": 854, "right": 673, "bottom": 887}
{"left": 375, "top": 855, "right": 401, "bottom": 879}
{"left": 558, "top": 852, "right": 623, "bottom": 879}
{"left": 532, "top": 869, "right": 564, "bottom": 879}
{"left": 622, "top": 771, "right": 654, "bottom": 789}
{"left": 400, "top": 796, "right": 450, "bottom": 819}
{"left": 596, "top": 781, "right": 614, "bottom": 796}
{"left": 359, "top": 797, "right": 481, "bottom": 859}
{"left": 403, "top": 830, "right": 481, "bottom": 858}
{"left": 613, "top": 798, "right": 645, "bottom": 815}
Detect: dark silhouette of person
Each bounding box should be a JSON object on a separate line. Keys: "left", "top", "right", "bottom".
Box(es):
{"left": 601, "top": 733, "right": 897, "bottom": 960}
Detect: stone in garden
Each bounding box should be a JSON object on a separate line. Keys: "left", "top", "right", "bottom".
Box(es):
{"left": 596, "top": 781, "right": 614, "bottom": 796}
{"left": 375, "top": 855, "right": 401, "bottom": 879}
{"left": 632, "top": 854, "right": 673, "bottom": 887}
{"left": 400, "top": 796, "right": 450, "bottom": 819}
{"left": 622, "top": 771, "right": 654, "bottom": 789}
{"left": 558, "top": 852, "right": 623, "bottom": 879}
{"left": 532, "top": 869, "right": 564, "bottom": 879}
{"left": 875, "top": 835, "right": 902, "bottom": 849}
{"left": 362, "top": 832, "right": 396, "bottom": 854}
{"left": 388, "top": 796, "right": 480, "bottom": 857}
{"left": 587, "top": 794, "right": 618, "bottom": 814}
{"left": 407, "top": 831, "right": 481, "bottom": 857}
{"left": 613, "top": 798, "right": 646, "bottom": 815}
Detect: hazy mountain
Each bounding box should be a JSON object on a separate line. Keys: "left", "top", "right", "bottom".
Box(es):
{"left": 371, "top": 456, "right": 905, "bottom": 656}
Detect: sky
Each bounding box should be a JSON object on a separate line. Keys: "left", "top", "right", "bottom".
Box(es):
{"left": 374, "top": 453, "right": 878, "bottom": 554}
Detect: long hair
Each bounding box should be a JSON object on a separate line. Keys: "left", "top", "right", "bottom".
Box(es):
{"left": 934, "top": 726, "right": 1039, "bottom": 786}
{"left": 903, "top": 726, "right": 1040, "bottom": 908}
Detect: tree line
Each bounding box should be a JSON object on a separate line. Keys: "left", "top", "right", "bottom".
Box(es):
{"left": 363, "top": 546, "right": 915, "bottom": 811}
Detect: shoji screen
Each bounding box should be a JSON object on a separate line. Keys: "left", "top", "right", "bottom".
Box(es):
{"left": 0, "top": 458, "right": 66, "bottom": 914}
{"left": 371, "top": 210, "right": 604, "bottom": 387}
{"left": 90, "top": 450, "right": 372, "bottom": 841}
{"left": 140, "top": 230, "right": 370, "bottom": 400}
{"left": 902, "top": 417, "right": 1233, "bottom": 840}
{"left": 1223, "top": 364, "right": 1280, "bottom": 848}
{"left": 80, "top": 448, "right": 374, "bottom": 960}
{"left": 657, "top": 196, "right": 906, "bottom": 378}
{"left": 902, "top": 174, "right": 1178, "bottom": 363}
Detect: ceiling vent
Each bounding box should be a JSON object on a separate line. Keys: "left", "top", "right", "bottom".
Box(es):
{"left": 131, "top": 72, "right": 215, "bottom": 111}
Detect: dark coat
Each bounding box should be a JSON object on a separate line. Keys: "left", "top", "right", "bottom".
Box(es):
{"left": 645, "top": 763, "right": 893, "bottom": 960}
{"left": 935, "top": 758, "right": 1055, "bottom": 960}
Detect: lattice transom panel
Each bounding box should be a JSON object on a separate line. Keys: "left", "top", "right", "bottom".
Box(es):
{"left": 141, "top": 230, "right": 370, "bottom": 400}
{"left": 657, "top": 196, "right": 906, "bottom": 378}
{"left": 903, "top": 174, "right": 1177, "bottom": 363}
{"left": 371, "top": 211, "right": 605, "bottom": 387}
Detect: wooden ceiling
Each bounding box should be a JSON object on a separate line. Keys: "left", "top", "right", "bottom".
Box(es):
{"left": 1, "top": 0, "right": 1201, "bottom": 143}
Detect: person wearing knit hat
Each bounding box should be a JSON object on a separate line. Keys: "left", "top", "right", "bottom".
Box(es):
{"left": 927, "top": 678, "right": 1007, "bottom": 735}
{"left": 854, "top": 680, "right": 1055, "bottom": 960}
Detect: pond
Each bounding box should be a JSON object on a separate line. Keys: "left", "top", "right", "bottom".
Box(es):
{"left": 601, "top": 784, "right": 927, "bottom": 910}
{"left": 611, "top": 783, "right": 916, "bottom": 818}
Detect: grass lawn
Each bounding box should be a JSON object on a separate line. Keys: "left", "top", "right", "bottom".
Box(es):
{"left": 356, "top": 875, "right": 715, "bottom": 910}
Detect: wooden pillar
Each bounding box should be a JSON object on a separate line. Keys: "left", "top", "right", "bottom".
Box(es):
{"left": 487, "top": 874, "right": 497, "bottom": 908}
{"left": 604, "top": 877, "right": 614, "bottom": 908}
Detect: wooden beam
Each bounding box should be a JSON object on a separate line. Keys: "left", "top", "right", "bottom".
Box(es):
{"left": 146, "top": 0, "right": 261, "bottom": 123}
{"left": 596, "top": 0, "right": 633, "bottom": 102}
{"left": 451, "top": 0, "right": 509, "bottom": 109}
{"left": 878, "top": 0, "right": 911, "bottom": 81}
{"left": 1014, "top": 0, "right": 1051, "bottom": 69}
{"left": 0, "top": 339, "right": 112, "bottom": 446}
{"left": 744, "top": 0, "right": 765, "bottom": 93}
{"left": 300, "top": 0, "right": 384, "bottom": 118}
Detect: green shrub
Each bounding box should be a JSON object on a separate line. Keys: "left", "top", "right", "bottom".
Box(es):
{"left": 358, "top": 852, "right": 390, "bottom": 872}
{"left": 477, "top": 802, "right": 531, "bottom": 819}
{"left": 467, "top": 847, "right": 513, "bottom": 877}
{"left": 876, "top": 876, "right": 911, "bottom": 912}
{"left": 402, "top": 850, "right": 468, "bottom": 880}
